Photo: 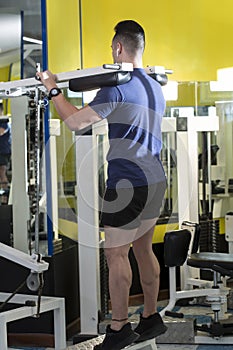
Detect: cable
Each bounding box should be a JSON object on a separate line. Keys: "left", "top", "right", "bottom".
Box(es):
{"left": 0, "top": 279, "right": 26, "bottom": 311}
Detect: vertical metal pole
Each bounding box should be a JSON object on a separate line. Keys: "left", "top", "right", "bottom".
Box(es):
{"left": 159, "top": 266, "right": 176, "bottom": 317}
{"left": 53, "top": 299, "right": 67, "bottom": 350}
{"left": 76, "top": 134, "right": 100, "bottom": 335}
{"left": 41, "top": 0, "right": 54, "bottom": 255}
{"left": 79, "top": 0, "right": 83, "bottom": 69}
{"left": 20, "top": 11, "right": 24, "bottom": 79}
{"left": 177, "top": 118, "right": 199, "bottom": 288}
{"left": 41, "top": 0, "right": 48, "bottom": 70}
{"left": 187, "top": 120, "right": 199, "bottom": 224}
{"left": 167, "top": 133, "right": 171, "bottom": 212}
{"left": 176, "top": 131, "right": 191, "bottom": 226}
{"left": 49, "top": 120, "right": 60, "bottom": 240}
{"left": 0, "top": 317, "right": 7, "bottom": 350}
{"left": 207, "top": 131, "right": 212, "bottom": 216}
{"left": 34, "top": 87, "right": 41, "bottom": 254}
{"left": 11, "top": 97, "right": 30, "bottom": 253}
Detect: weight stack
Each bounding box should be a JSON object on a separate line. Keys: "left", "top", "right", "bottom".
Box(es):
{"left": 100, "top": 247, "right": 109, "bottom": 319}
{"left": 199, "top": 218, "right": 220, "bottom": 280}
{"left": 199, "top": 219, "right": 220, "bottom": 253}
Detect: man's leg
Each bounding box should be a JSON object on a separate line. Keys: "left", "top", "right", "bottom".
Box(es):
{"left": 132, "top": 219, "right": 167, "bottom": 342}
{"left": 93, "top": 227, "right": 139, "bottom": 350}
{"left": 104, "top": 226, "right": 133, "bottom": 331}
{"left": 132, "top": 220, "right": 159, "bottom": 317}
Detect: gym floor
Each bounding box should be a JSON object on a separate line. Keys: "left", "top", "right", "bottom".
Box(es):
{"left": 9, "top": 342, "right": 233, "bottom": 349}
{"left": 8, "top": 344, "right": 233, "bottom": 349}
{"left": 9, "top": 302, "right": 233, "bottom": 349}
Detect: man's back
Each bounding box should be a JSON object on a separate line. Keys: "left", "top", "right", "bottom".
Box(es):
{"left": 89, "top": 68, "right": 166, "bottom": 188}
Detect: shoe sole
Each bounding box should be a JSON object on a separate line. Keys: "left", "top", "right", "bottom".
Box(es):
{"left": 113, "top": 333, "right": 140, "bottom": 350}
{"left": 94, "top": 332, "right": 140, "bottom": 350}
{"left": 135, "top": 324, "right": 168, "bottom": 343}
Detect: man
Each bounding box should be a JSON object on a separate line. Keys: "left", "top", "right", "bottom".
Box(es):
{"left": 37, "top": 20, "right": 167, "bottom": 350}
{"left": 0, "top": 102, "right": 11, "bottom": 203}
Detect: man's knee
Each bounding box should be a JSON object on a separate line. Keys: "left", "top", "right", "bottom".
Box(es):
{"left": 104, "top": 246, "right": 129, "bottom": 265}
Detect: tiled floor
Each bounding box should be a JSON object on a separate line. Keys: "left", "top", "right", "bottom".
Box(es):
{"left": 9, "top": 303, "right": 233, "bottom": 349}
{"left": 158, "top": 346, "right": 233, "bottom": 350}
{"left": 9, "top": 339, "right": 233, "bottom": 349}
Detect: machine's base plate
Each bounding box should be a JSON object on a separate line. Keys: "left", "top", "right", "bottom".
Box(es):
{"left": 67, "top": 337, "right": 157, "bottom": 349}
{"left": 98, "top": 312, "right": 195, "bottom": 345}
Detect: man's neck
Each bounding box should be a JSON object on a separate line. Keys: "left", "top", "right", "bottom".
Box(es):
{"left": 131, "top": 57, "right": 143, "bottom": 68}
{"left": 115, "top": 56, "right": 143, "bottom": 68}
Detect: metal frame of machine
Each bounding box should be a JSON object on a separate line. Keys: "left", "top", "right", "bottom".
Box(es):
{"left": 159, "top": 111, "right": 233, "bottom": 344}
{"left": 0, "top": 243, "right": 66, "bottom": 350}
{"left": 1, "top": 66, "right": 130, "bottom": 349}
{"left": 2, "top": 63, "right": 232, "bottom": 347}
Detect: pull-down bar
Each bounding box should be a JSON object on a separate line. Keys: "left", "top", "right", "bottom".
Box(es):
{"left": 0, "top": 63, "right": 133, "bottom": 98}
{"left": 0, "top": 63, "right": 172, "bottom": 98}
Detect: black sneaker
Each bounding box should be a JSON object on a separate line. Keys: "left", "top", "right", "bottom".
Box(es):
{"left": 94, "top": 323, "right": 139, "bottom": 350}
{"left": 134, "top": 312, "right": 167, "bottom": 342}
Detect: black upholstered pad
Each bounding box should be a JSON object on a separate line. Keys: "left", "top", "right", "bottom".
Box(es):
{"left": 69, "top": 71, "right": 131, "bottom": 92}
{"left": 188, "top": 252, "right": 233, "bottom": 270}
{"left": 164, "top": 229, "right": 191, "bottom": 267}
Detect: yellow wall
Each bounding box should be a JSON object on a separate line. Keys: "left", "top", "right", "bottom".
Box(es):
{"left": 46, "top": 0, "right": 81, "bottom": 72}
{"left": 44, "top": 0, "right": 233, "bottom": 182}
{"left": 81, "top": 0, "right": 233, "bottom": 82}
{"left": 46, "top": 0, "right": 82, "bottom": 181}
{"left": 0, "top": 66, "right": 10, "bottom": 82}
{"left": 1, "top": 0, "right": 233, "bottom": 82}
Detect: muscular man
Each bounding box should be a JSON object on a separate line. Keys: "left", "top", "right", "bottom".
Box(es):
{"left": 37, "top": 20, "right": 167, "bottom": 350}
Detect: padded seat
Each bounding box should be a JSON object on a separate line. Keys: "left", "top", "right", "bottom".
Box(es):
{"left": 162, "top": 225, "right": 233, "bottom": 338}
{"left": 188, "top": 252, "right": 233, "bottom": 277}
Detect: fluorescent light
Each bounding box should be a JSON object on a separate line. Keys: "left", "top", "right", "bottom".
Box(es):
{"left": 23, "top": 36, "right": 42, "bottom": 45}
{"left": 162, "top": 81, "right": 178, "bottom": 101}
{"left": 210, "top": 81, "right": 233, "bottom": 92}
{"left": 210, "top": 67, "right": 233, "bottom": 91}
{"left": 217, "top": 67, "right": 233, "bottom": 81}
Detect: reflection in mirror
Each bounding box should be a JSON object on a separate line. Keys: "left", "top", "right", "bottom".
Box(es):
{"left": 0, "top": 100, "right": 11, "bottom": 205}
{"left": 0, "top": 14, "right": 21, "bottom": 70}
{"left": 164, "top": 81, "right": 233, "bottom": 225}
{"left": 0, "top": 0, "right": 42, "bottom": 80}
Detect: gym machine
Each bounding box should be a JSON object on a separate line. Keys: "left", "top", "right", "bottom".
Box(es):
{"left": 0, "top": 243, "right": 66, "bottom": 350}
{"left": 0, "top": 79, "right": 66, "bottom": 349}
{"left": 159, "top": 106, "right": 233, "bottom": 345}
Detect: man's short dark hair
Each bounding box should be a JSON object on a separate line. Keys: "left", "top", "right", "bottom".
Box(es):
{"left": 113, "top": 20, "right": 145, "bottom": 56}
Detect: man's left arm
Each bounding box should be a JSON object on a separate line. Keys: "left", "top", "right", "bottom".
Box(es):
{"left": 36, "top": 70, "right": 102, "bottom": 131}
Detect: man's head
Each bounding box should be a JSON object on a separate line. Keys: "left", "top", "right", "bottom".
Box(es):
{"left": 112, "top": 20, "right": 145, "bottom": 65}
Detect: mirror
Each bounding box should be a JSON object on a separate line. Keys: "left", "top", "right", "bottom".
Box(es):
{"left": 0, "top": 0, "right": 42, "bottom": 79}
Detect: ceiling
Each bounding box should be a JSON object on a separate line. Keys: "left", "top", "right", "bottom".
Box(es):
{"left": 0, "top": 0, "right": 42, "bottom": 73}
{"left": 0, "top": 0, "right": 41, "bottom": 40}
